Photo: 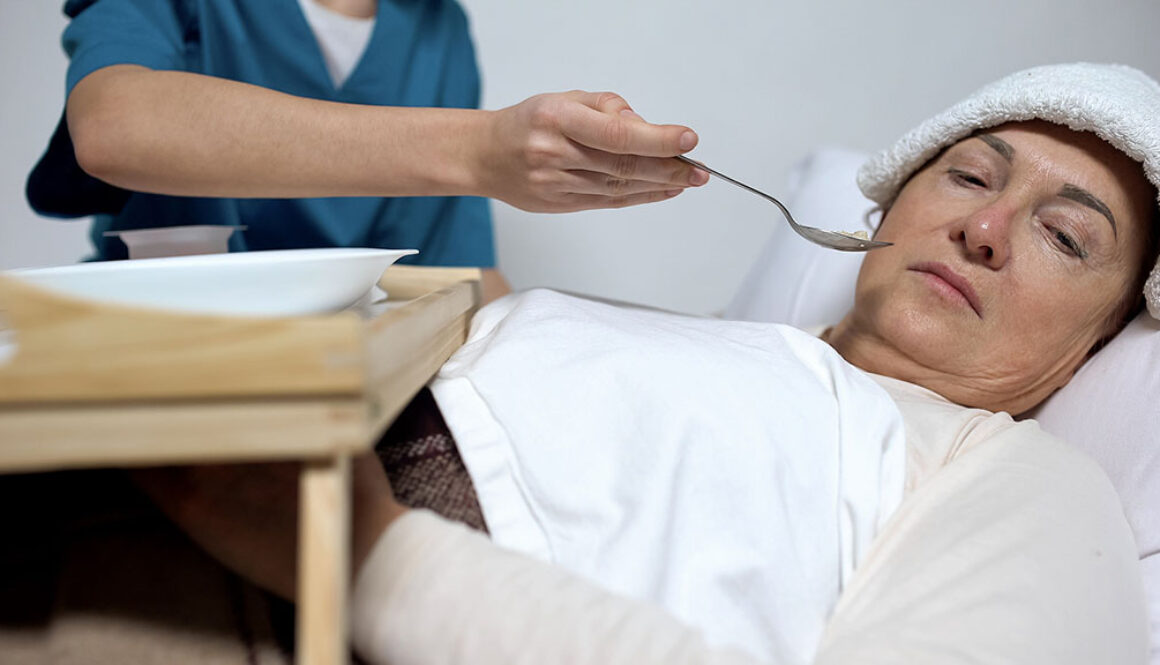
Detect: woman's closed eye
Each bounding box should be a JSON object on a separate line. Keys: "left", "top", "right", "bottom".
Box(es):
{"left": 1040, "top": 217, "right": 1091, "bottom": 259}
{"left": 1042, "top": 202, "right": 1108, "bottom": 261}
{"left": 948, "top": 168, "right": 988, "bottom": 188}
{"left": 1051, "top": 227, "right": 1086, "bottom": 258}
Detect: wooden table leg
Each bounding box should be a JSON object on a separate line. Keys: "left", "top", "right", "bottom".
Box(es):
{"left": 296, "top": 454, "right": 351, "bottom": 665}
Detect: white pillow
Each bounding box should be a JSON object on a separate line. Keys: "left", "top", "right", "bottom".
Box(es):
{"left": 727, "top": 147, "right": 1160, "bottom": 659}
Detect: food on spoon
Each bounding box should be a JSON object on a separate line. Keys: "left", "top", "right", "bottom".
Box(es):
{"left": 836, "top": 230, "right": 870, "bottom": 240}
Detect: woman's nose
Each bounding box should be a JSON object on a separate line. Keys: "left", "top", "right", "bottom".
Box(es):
{"left": 956, "top": 203, "right": 1014, "bottom": 268}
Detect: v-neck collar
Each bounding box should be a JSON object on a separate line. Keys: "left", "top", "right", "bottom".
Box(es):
{"left": 290, "top": 0, "right": 387, "bottom": 96}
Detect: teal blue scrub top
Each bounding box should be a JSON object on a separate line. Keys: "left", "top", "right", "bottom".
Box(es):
{"left": 32, "top": 0, "right": 494, "bottom": 266}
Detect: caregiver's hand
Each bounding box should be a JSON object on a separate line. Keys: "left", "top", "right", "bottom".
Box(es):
{"left": 129, "top": 453, "right": 407, "bottom": 601}
{"left": 479, "top": 91, "right": 709, "bottom": 212}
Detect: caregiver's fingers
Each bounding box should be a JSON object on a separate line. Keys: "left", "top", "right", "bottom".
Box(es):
{"left": 560, "top": 169, "right": 700, "bottom": 198}
{"left": 554, "top": 188, "right": 686, "bottom": 212}
{"left": 572, "top": 143, "right": 709, "bottom": 187}
{"left": 587, "top": 90, "right": 635, "bottom": 117}
{"left": 561, "top": 91, "right": 699, "bottom": 157}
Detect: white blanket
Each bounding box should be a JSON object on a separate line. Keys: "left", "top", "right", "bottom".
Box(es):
{"left": 429, "top": 290, "right": 906, "bottom": 664}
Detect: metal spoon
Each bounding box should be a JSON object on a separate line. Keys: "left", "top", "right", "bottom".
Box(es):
{"left": 677, "top": 155, "right": 891, "bottom": 252}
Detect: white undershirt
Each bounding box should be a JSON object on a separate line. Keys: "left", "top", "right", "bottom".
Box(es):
{"left": 296, "top": 0, "right": 376, "bottom": 89}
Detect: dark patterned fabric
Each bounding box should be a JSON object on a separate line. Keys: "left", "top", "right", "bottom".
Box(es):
{"left": 374, "top": 388, "right": 487, "bottom": 533}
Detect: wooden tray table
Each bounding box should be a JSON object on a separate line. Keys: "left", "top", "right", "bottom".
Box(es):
{"left": 0, "top": 265, "right": 482, "bottom": 665}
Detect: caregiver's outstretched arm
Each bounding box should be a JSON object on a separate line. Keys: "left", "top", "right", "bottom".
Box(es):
{"left": 66, "top": 65, "right": 706, "bottom": 212}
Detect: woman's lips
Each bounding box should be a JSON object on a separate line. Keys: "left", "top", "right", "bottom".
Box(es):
{"left": 909, "top": 262, "right": 983, "bottom": 317}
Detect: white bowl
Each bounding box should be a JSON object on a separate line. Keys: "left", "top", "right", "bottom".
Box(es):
{"left": 6, "top": 248, "right": 418, "bottom": 317}
{"left": 103, "top": 225, "right": 245, "bottom": 259}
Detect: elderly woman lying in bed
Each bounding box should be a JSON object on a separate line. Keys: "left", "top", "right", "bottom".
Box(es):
{"left": 140, "top": 62, "right": 1160, "bottom": 665}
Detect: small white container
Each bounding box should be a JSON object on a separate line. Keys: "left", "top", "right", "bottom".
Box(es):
{"left": 103, "top": 225, "right": 244, "bottom": 259}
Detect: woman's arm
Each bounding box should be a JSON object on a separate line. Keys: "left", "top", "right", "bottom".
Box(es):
{"left": 814, "top": 424, "right": 1148, "bottom": 665}
{"left": 353, "top": 509, "right": 765, "bottom": 665}
{"left": 67, "top": 65, "right": 707, "bottom": 212}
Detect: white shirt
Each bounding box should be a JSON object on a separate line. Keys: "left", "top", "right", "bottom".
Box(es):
{"left": 296, "top": 0, "right": 375, "bottom": 88}
{"left": 428, "top": 289, "right": 906, "bottom": 663}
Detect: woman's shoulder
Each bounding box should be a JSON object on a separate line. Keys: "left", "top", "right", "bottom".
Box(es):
{"left": 864, "top": 373, "right": 1114, "bottom": 494}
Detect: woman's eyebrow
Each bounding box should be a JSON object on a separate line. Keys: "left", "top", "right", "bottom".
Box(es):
{"left": 976, "top": 133, "right": 1014, "bottom": 162}
{"left": 1059, "top": 184, "right": 1117, "bottom": 237}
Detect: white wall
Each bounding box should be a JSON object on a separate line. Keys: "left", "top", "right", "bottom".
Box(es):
{"left": 1, "top": 4, "right": 90, "bottom": 271}
{"left": 4, "top": 1, "right": 1160, "bottom": 314}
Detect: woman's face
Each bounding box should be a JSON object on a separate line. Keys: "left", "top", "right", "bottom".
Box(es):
{"left": 831, "top": 121, "right": 1154, "bottom": 413}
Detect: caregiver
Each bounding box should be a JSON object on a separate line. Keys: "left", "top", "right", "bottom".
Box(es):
{"left": 26, "top": 0, "right": 706, "bottom": 299}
